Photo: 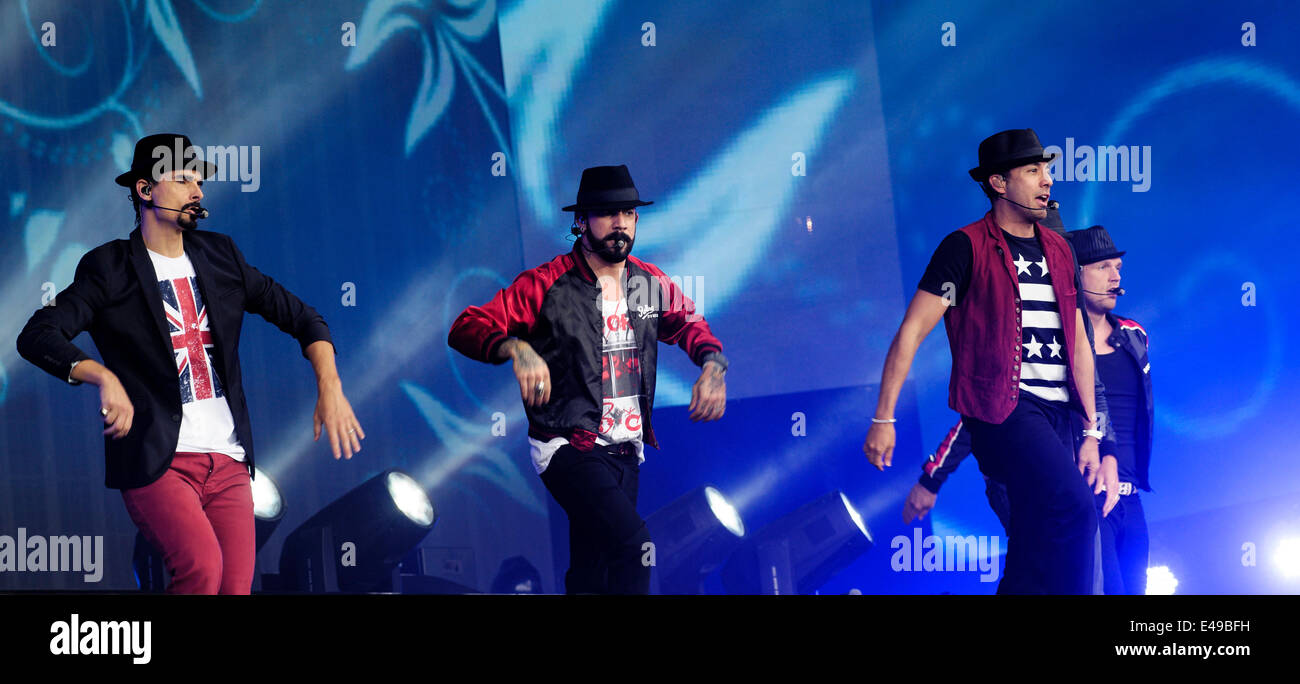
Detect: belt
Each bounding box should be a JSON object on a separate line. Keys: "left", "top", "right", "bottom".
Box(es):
{"left": 602, "top": 441, "right": 639, "bottom": 458}
{"left": 1101, "top": 481, "right": 1136, "bottom": 496}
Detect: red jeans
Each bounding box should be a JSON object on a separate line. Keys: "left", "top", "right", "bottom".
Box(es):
{"left": 121, "top": 452, "right": 255, "bottom": 595}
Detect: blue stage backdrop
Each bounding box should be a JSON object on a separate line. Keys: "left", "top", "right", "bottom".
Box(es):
{"left": 1, "top": 0, "right": 1297, "bottom": 594}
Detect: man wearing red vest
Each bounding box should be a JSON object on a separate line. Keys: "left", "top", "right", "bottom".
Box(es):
{"left": 863, "top": 129, "right": 1103, "bottom": 594}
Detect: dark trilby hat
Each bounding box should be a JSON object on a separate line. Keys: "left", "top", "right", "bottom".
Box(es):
{"left": 114, "top": 133, "right": 217, "bottom": 187}
{"left": 968, "top": 128, "right": 1057, "bottom": 182}
{"left": 1066, "top": 225, "right": 1126, "bottom": 265}
{"left": 561, "top": 164, "right": 654, "bottom": 212}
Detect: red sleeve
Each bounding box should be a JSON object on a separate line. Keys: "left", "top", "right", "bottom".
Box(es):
{"left": 632, "top": 259, "right": 723, "bottom": 366}
{"left": 447, "top": 262, "right": 557, "bottom": 364}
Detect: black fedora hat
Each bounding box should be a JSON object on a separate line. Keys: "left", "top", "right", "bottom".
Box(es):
{"left": 1066, "top": 225, "right": 1126, "bottom": 265}
{"left": 968, "top": 128, "right": 1057, "bottom": 182}
{"left": 114, "top": 133, "right": 217, "bottom": 187}
{"left": 561, "top": 165, "right": 654, "bottom": 212}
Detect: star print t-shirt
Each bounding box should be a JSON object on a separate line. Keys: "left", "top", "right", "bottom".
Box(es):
{"left": 918, "top": 228, "right": 1073, "bottom": 404}
{"left": 147, "top": 249, "right": 246, "bottom": 460}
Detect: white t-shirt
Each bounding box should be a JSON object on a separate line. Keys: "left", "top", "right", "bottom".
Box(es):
{"left": 147, "top": 249, "right": 246, "bottom": 461}
{"left": 529, "top": 294, "right": 645, "bottom": 474}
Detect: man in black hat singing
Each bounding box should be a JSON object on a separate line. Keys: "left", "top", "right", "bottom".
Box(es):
{"left": 863, "top": 129, "right": 1103, "bottom": 593}
{"left": 1067, "top": 225, "right": 1153, "bottom": 594}
{"left": 449, "top": 164, "right": 728, "bottom": 594}
{"left": 17, "top": 133, "right": 363, "bottom": 594}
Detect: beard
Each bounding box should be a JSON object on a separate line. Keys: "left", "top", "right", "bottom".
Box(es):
{"left": 175, "top": 204, "right": 201, "bottom": 231}
{"left": 585, "top": 231, "right": 634, "bottom": 263}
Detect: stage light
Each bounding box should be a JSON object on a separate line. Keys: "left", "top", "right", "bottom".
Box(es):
{"left": 251, "top": 467, "right": 285, "bottom": 552}
{"left": 1272, "top": 537, "right": 1300, "bottom": 579}
{"left": 840, "top": 492, "right": 871, "bottom": 542}
{"left": 387, "top": 471, "right": 435, "bottom": 525}
{"left": 279, "top": 468, "right": 437, "bottom": 592}
{"left": 1146, "top": 565, "right": 1178, "bottom": 595}
{"left": 720, "top": 490, "right": 873, "bottom": 595}
{"left": 645, "top": 485, "right": 746, "bottom": 594}
{"left": 490, "top": 556, "right": 544, "bottom": 594}
{"left": 706, "top": 486, "right": 745, "bottom": 537}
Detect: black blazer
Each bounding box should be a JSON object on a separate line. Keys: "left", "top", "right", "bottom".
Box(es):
{"left": 17, "top": 227, "right": 332, "bottom": 489}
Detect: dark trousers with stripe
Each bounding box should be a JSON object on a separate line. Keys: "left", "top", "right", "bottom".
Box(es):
{"left": 964, "top": 393, "right": 1097, "bottom": 594}
{"left": 540, "top": 442, "right": 652, "bottom": 594}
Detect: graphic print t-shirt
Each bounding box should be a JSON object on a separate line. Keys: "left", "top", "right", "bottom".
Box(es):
{"left": 597, "top": 295, "right": 644, "bottom": 445}
{"left": 918, "top": 228, "right": 1071, "bottom": 404}
{"left": 147, "top": 250, "right": 246, "bottom": 460}
{"left": 1003, "top": 231, "right": 1069, "bottom": 403}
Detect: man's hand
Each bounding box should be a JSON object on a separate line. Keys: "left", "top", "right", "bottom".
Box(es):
{"left": 313, "top": 378, "right": 364, "bottom": 459}
{"left": 505, "top": 340, "right": 551, "bottom": 408}
{"left": 1077, "top": 436, "right": 1100, "bottom": 486}
{"left": 98, "top": 372, "right": 135, "bottom": 439}
{"left": 1096, "top": 455, "right": 1120, "bottom": 517}
{"left": 903, "top": 483, "right": 937, "bottom": 523}
{"left": 689, "top": 361, "right": 726, "bottom": 422}
{"left": 863, "top": 422, "right": 895, "bottom": 470}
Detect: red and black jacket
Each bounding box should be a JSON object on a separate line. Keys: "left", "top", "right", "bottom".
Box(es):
{"left": 448, "top": 243, "right": 724, "bottom": 450}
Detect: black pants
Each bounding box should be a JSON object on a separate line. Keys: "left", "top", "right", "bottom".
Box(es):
{"left": 539, "top": 442, "right": 651, "bottom": 594}
{"left": 1096, "top": 492, "right": 1149, "bottom": 595}
{"left": 964, "top": 393, "right": 1097, "bottom": 594}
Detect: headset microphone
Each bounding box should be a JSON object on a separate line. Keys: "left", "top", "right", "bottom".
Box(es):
{"left": 1083, "top": 287, "right": 1125, "bottom": 296}
{"left": 150, "top": 201, "right": 209, "bottom": 219}
{"left": 139, "top": 184, "right": 208, "bottom": 219}
{"left": 999, "top": 196, "right": 1058, "bottom": 211}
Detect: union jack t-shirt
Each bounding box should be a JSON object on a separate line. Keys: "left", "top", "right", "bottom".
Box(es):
{"left": 148, "top": 250, "right": 245, "bottom": 461}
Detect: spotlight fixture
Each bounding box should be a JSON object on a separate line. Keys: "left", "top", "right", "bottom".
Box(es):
{"left": 251, "top": 466, "right": 285, "bottom": 552}
{"left": 279, "top": 469, "right": 436, "bottom": 592}
{"left": 644, "top": 485, "right": 746, "bottom": 594}
{"left": 1146, "top": 565, "right": 1178, "bottom": 595}
{"left": 721, "top": 491, "right": 872, "bottom": 595}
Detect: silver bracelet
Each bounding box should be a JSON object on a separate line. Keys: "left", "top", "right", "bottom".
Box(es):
{"left": 871, "top": 417, "right": 897, "bottom": 424}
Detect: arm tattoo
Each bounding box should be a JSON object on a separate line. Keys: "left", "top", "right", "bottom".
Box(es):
{"left": 514, "top": 344, "right": 544, "bottom": 370}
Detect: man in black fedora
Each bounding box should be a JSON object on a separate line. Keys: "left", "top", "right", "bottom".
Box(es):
{"left": 17, "top": 133, "right": 364, "bottom": 594}
{"left": 1068, "top": 225, "right": 1153, "bottom": 594}
{"left": 864, "top": 129, "right": 1103, "bottom": 593}
{"left": 449, "top": 164, "right": 729, "bottom": 594}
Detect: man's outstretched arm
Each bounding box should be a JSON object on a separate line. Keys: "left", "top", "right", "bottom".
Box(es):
{"left": 306, "top": 340, "right": 364, "bottom": 460}
{"left": 863, "top": 289, "right": 949, "bottom": 470}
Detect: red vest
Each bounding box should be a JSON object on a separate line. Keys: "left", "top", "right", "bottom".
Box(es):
{"left": 943, "top": 212, "right": 1085, "bottom": 424}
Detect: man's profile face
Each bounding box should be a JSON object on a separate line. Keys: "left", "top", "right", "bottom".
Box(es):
{"left": 993, "top": 161, "right": 1053, "bottom": 218}
{"left": 581, "top": 207, "right": 638, "bottom": 263}
{"left": 1081, "top": 257, "right": 1122, "bottom": 313}
{"left": 140, "top": 169, "right": 205, "bottom": 230}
